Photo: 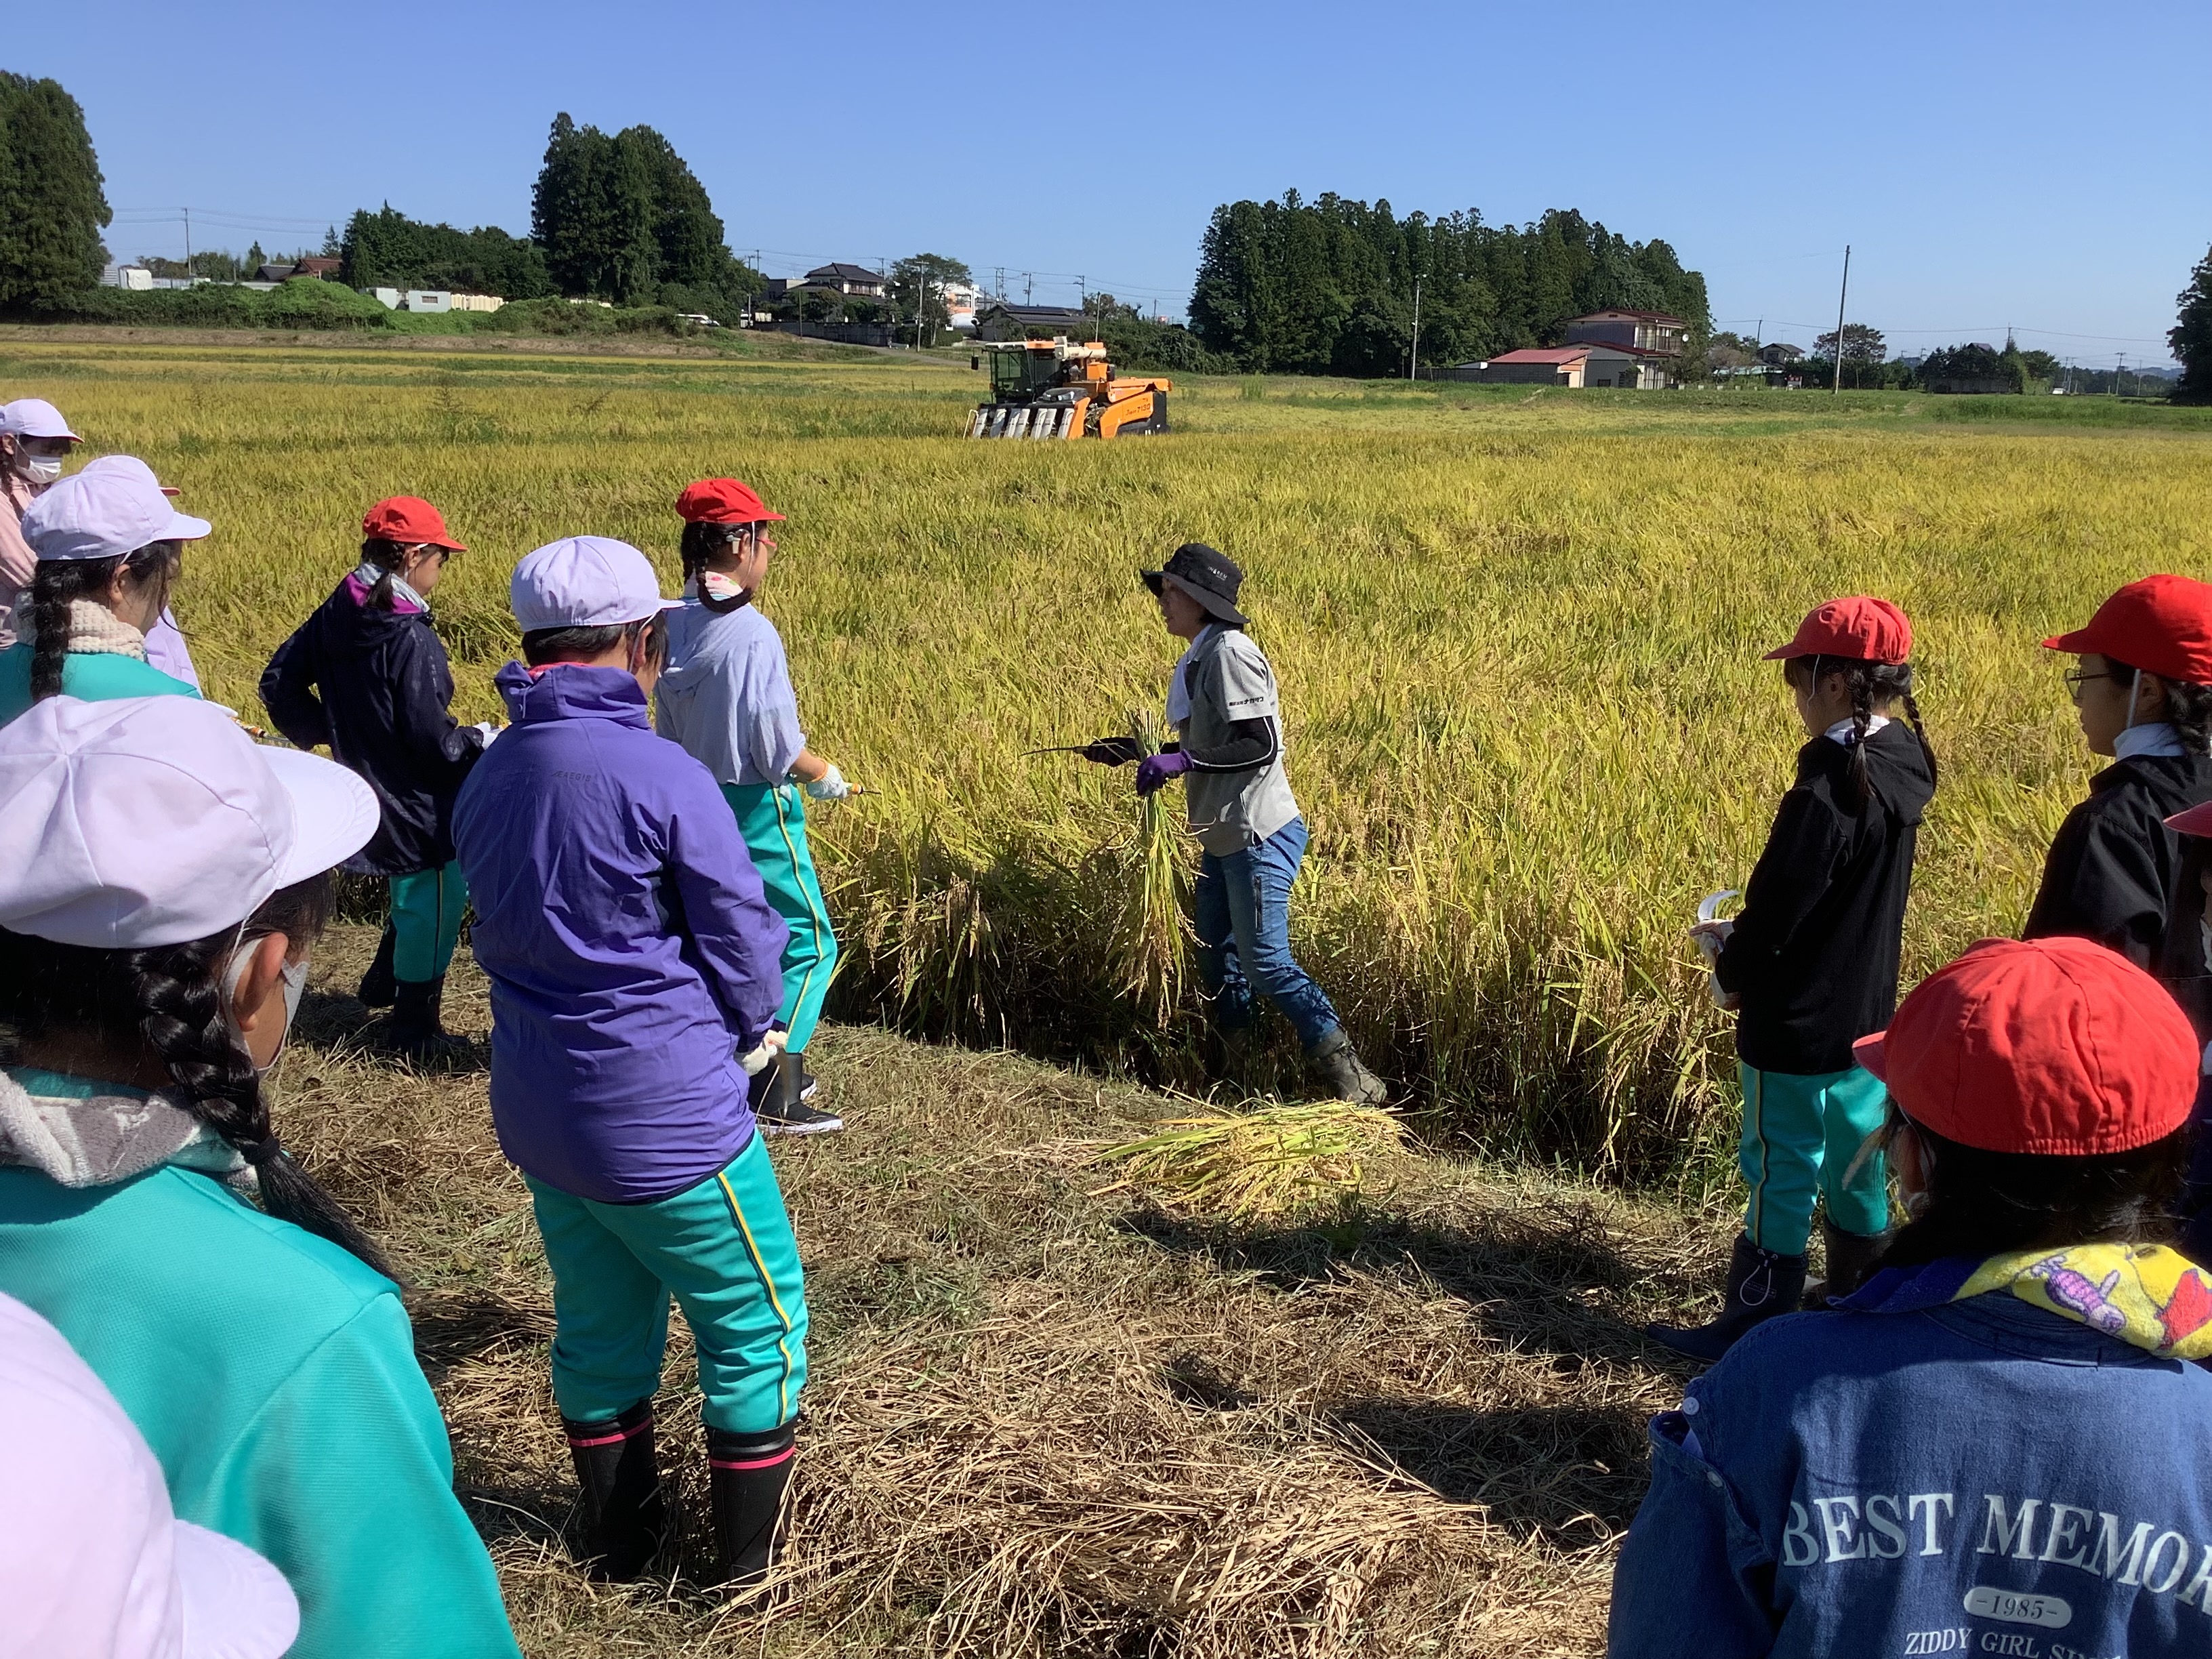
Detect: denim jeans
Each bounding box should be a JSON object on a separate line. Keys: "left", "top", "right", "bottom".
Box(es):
{"left": 1193, "top": 817, "right": 1343, "bottom": 1052}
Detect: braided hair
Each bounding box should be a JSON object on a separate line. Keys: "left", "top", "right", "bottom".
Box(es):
{"left": 26, "top": 542, "right": 182, "bottom": 703}
{"left": 2099, "top": 655, "right": 2212, "bottom": 756}
{"left": 0, "top": 874, "right": 392, "bottom": 1277}
{"left": 679, "top": 520, "right": 751, "bottom": 614}
{"left": 356, "top": 537, "right": 412, "bottom": 611}
{"left": 1790, "top": 654, "right": 1939, "bottom": 811}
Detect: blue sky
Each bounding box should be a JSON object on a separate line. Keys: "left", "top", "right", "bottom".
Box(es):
{"left": 20, "top": 0, "right": 2207, "bottom": 365}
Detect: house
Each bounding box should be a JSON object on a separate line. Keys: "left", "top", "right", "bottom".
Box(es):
{"left": 974, "top": 303, "right": 1092, "bottom": 342}
{"left": 803, "top": 262, "right": 887, "bottom": 298}
{"left": 1451, "top": 343, "right": 1668, "bottom": 389}
{"left": 943, "top": 281, "right": 981, "bottom": 331}
{"left": 1563, "top": 309, "right": 1687, "bottom": 354}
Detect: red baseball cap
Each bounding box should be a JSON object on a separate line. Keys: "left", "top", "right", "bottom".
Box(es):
{"left": 1853, "top": 937, "right": 2198, "bottom": 1156}
{"left": 1763, "top": 596, "right": 1912, "bottom": 665}
{"left": 676, "top": 478, "right": 785, "bottom": 525}
{"left": 2169, "top": 800, "right": 2212, "bottom": 838}
{"left": 361, "top": 496, "right": 466, "bottom": 552}
{"left": 2042, "top": 575, "right": 2212, "bottom": 684}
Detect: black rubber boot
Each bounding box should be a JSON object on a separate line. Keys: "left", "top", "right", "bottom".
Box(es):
{"left": 1309, "top": 1028, "right": 1388, "bottom": 1106}
{"left": 1803, "top": 1217, "right": 1893, "bottom": 1307}
{"left": 1647, "top": 1233, "right": 1807, "bottom": 1363}
{"left": 564, "top": 1398, "right": 666, "bottom": 1582}
{"left": 707, "top": 1422, "right": 796, "bottom": 1590}
{"left": 384, "top": 977, "right": 470, "bottom": 1065}
{"left": 357, "top": 922, "right": 398, "bottom": 1008}
{"left": 757, "top": 1050, "right": 842, "bottom": 1135}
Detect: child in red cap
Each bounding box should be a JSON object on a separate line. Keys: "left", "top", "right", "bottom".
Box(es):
{"left": 2026, "top": 575, "right": 2212, "bottom": 964}
{"left": 1611, "top": 936, "right": 2212, "bottom": 1659}
{"left": 261, "top": 497, "right": 492, "bottom": 1062}
{"left": 1652, "top": 596, "right": 1938, "bottom": 1360}
{"left": 2158, "top": 797, "right": 2212, "bottom": 1262}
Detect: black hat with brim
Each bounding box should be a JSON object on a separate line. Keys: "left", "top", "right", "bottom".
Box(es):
{"left": 1141, "top": 541, "right": 1248, "bottom": 627}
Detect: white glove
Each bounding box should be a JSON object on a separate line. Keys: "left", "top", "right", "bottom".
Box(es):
{"left": 472, "top": 722, "right": 501, "bottom": 747}
{"left": 803, "top": 763, "right": 853, "bottom": 802}
{"left": 738, "top": 1028, "right": 790, "bottom": 1077}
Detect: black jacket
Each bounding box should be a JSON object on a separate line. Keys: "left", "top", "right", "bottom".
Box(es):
{"left": 260, "top": 577, "right": 487, "bottom": 876}
{"left": 2023, "top": 751, "right": 2212, "bottom": 970}
{"left": 1716, "top": 722, "right": 1936, "bottom": 1075}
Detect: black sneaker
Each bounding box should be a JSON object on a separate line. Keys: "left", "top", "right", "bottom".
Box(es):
{"left": 757, "top": 1098, "right": 844, "bottom": 1136}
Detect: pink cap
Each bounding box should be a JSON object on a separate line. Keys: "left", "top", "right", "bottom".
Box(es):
{"left": 0, "top": 696, "right": 378, "bottom": 948}
{"left": 0, "top": 398, "right": 82, "bottom": 441}
{"left": 510, "top": 536, "right": 682, "bottom": 632}
{"left": 0, "top": 1290, "right": 299, "bottom": 1658}
{"left": 20, "top": 466, "right": 210, "bottom": 562}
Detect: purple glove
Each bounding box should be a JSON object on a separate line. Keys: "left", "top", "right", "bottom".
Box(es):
{"left": 1134, "top": 750, "right": 1190, "bottom": 796}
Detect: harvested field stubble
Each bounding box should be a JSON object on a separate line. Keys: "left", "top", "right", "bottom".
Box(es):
{"left": 287, "top": 925, "right": 1696, "bottom": 1658}
{"left": 18, "top": 340, "right": 2212, "bottom": 1185}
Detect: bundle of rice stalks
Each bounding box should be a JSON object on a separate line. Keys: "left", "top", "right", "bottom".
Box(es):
{"left": 1092, "top": 1101, "right": 1407, "bottom": 1221}
{"left": 1109, "top": 706, "right": 1192, "bottom": 1027}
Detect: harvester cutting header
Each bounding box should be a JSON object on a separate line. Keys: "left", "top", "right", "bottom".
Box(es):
{"left": 967, "top": 338, "right": 1170, "bottom": 440}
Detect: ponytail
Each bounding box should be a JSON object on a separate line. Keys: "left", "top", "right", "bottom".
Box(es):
{"left": 359, "top": 538, "right": 405, "bottom": 611}
{"left": 0, "top": 874, "right": 392, "bottom": 1277}
{"left": 678, "top": 520, "right": 748, "bottom": 614}
{"left": 25, "top": 541, "right": 182, "bottom": 703}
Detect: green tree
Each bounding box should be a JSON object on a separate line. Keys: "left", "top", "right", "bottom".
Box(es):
{"left": 1814, "top": 323, "right": 1888, "bottom": 388}
{"left": 890, "top": 253, "right": 972, "bottom": 345}
{"left": 2171, "top": 246, "right": 2212, "bottom": 404}
{"left": 0, "top": 73, "right": 111, "bottom": 304}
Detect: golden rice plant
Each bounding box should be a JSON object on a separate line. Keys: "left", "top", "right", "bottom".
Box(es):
{"left": 1091, "top": 1100, "right": 1408, "bottom": 1220}
{"left": 1109, "top": 705, "right": 1192, "bottom": 1027}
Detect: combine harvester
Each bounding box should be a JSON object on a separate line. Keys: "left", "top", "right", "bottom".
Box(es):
{"left": 967, "top": 337, "right": 1170, "bottom": 440}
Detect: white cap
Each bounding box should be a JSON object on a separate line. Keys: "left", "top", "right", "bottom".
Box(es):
{"left": 0, "top": 696, "right": 379, "bottom": 948}
{"left": 20, "top": 466, "right": 210, "bottom": 562}
{"left": 0, "top": 397, "right": 81, "bottom": 441}
{"left": 81, "top": 453, "right": 182, "bottom": 498}
{"left": 0, "top": 1291, "right": 300, "bottom": 1659}
{"left": 510, "top": 535, "right": 680, "bottom": 632}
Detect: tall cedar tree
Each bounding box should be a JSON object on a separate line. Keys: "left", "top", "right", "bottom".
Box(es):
{"left": 1188, "top": 194, "right": 1708, "bottom": 377}
{"left": 531, "top": 115, "right": 756, "bottom": 309}
{"left": 2172, "top": 246, "right": 2212, "bottom": 405}
{"left": 0, "top": 73, "right": 111, "bottom": 305}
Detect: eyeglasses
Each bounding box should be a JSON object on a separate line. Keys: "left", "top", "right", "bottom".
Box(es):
{"left": 2064, "top": 668, "right": 2113, "bottom": 702}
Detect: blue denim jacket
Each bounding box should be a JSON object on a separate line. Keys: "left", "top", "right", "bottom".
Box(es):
{"left": 1609, "top": 1260, "right": 2212, "bottom": 1658}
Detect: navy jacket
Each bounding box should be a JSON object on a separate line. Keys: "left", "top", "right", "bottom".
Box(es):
{"left": 1609, "top": 1260, "right": 2212, "bottom": 1659}
{"left": 260, "top": 574, "right": 487, "bottom": 875}
{"left": 2025, "top": 752, "right": 2212, "bottom": 970}
{"left": 452, "top": 663, "right": 787, "bottom": 1204}
{"left": 1717, "top": 722, "right": 1936, "bottom": 1074}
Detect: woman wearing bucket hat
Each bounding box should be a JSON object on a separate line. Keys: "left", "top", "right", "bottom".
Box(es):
{"left": 260, "top": 497, "right": 493, "bottom": 1063}
{"left": 1652, "top": 597, "right": 1938, "bottom": 1361}
{"left": 1611, "top": 936, "right": 2212, "bottom": 1659}
{"left": 2026, "top": 575, "right": 2212, "bottom": 966}
{"left": 0, "top": 461, "right": 207, "bottom": 723}
{"left": 656, "top": 478, "right": 852, "bottom": 1135}
{"left": 0, "top": 397, "right": 83, "bottom": 653}
{"left": 0, "top": 695, "right": 523, "bottom": 1658}
{"left": 1086, "top": 543, "right": 1386, "bottom": 1105}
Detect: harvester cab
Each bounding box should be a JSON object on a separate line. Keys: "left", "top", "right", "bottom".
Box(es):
{"left": 967, "top": 337, "right": 1170, "bottom": 440}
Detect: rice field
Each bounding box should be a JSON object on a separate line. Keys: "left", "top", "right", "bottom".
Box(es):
{"left": 12, "top": 332, "right": 2212, "bottom": 1191}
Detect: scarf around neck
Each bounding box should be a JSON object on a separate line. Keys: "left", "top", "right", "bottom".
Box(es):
{"left": 0, "top": 1067, "right": 252, "bottom": 1196}
{"left": 21, "top": 598, "right": 148, "bottom": 661}
{"left": 1849, "top": 1244, "right": 2212, "bottom": 1359}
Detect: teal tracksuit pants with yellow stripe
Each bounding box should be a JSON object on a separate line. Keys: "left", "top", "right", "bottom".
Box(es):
{"left": 722, "top": 781, "right": 839, "bottom": 1052}
{"left": 526, "top": 1133, "right": 807, "bottom": 1435}
{"left": 1738, "top": 1062, "right": 1891, "bottom": 1255}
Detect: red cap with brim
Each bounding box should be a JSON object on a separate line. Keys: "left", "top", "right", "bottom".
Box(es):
{"left": 1853, "top": 936, "right": 2198, "bottom": 1157}
{"left": 362, "top": 496, "right": 466, "bottom": 551}
{"left": 2171, "top": 800, "right": 2212, "bottom": 838}
{"left": 1764, "top": 596, "right": 1912, "bottom": 664}
{"left": 676, "top": 478, "right": 785, "bottom": 525}
{"left": 2041, "top": 575, "right": 2212, "bottom": 684}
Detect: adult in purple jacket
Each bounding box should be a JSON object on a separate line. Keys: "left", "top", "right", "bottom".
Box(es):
{"left": 451, "top": 535, "right": 804, "bottom": 1591}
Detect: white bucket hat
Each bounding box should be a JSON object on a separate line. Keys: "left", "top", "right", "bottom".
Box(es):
{"left": 510, "top": 535, "right": 680, "bottom": 632}
{"left": 0, "top": 1290, "right": 299, "bottom": 1658}
{"left": 0, "top": 397, "right": 82, "bottom": 441}
{"left": 20, "top": 465, "right": 209, "bottom": 563}
{"left": 0, "top": 696, "right": 378, "bottom": 948}
{"left": 80, "top": 453, "right": 184, "bottom": 498}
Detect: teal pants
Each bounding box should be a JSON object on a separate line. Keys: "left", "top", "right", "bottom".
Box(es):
{"left": 721, "top": 781, "right": 839, "bottom": 1052}
{"left": 1738, "top": 1062, "right": 1891, "bottom": 1255}
{"left": 526, "top": 1134, "right": 807, "bottom": 1435}
{"left": 387, "top": 863, "right": 468, "bottom": 984}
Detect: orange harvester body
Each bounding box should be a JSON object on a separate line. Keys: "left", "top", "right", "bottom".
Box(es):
{"left": 967, "top": 338, "right": 1171, "bottom": 440}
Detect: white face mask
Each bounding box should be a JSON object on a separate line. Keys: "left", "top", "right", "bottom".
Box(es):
{"left": 221, "top": 941, "right": 308, "bottom": 1076}
{"left": 18, "top": 454, "right": 63, "bottom": 486}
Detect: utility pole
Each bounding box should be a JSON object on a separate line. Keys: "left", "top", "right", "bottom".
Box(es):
{"left": 2116, "top": 353, "right": 2126, "bottom": 398}
{"left": 1023, "top": 271, "right": 1033, "bottom": 304}
{"left": 182, "top": 207, "right": 192, "bottom": 281}
{"left": 1830, "top": 245, "right": 1850, "bottom": 396}
{"left": 1408, "top": 276, "right": 1422, "bottom": 380}
{"left": 995, "top": 266, "right": 1005, "bottom": 303}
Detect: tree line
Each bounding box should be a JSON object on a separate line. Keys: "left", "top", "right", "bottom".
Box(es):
{"left": 1186, "top": 192, "right": 1711, "bottom": 377}
{"left": 0, "top": 73, "right": 110, "bottom": 305}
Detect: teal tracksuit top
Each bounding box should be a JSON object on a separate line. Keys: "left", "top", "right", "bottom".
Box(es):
{"left": 0, "top": 1119, "right": 520, "bottom": 1657}
{"left": 0, "top": 640, "right": 200, "bottom": 723}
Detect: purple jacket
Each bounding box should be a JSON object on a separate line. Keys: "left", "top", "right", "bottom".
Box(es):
{"left": 452, "top": 662, "right": 789, "bottom": 1203}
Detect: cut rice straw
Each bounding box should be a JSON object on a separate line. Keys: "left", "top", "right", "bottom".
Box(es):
{"left": 1092, "top": 1100, "right": 1408, "bottom": 1220}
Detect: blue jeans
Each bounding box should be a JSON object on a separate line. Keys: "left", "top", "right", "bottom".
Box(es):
{"left": 1193, "top": 817, "right": 1343, "bottom": 1052}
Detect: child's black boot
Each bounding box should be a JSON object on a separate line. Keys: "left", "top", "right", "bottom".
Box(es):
{"left": 1647, "top": 1233, "right": 1806, "bottom": 1362}
{"left": 356, "top": 921, "right": 398, "bottom": 1008}
{"left": 384, "top": 977, "right": 470, "bottom": 1066}
{"left": 1803, "top": 1217, "right": 1892, "bottom": 1307}
{"left": 757, "top": 1048, "right": 842, "bottom": 1135}
{"left": 706, "top": 1422, "right": 796, "bottom": 1590}
{"left": 563, "top": 1398, "right": 666, "bottom": 1581}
